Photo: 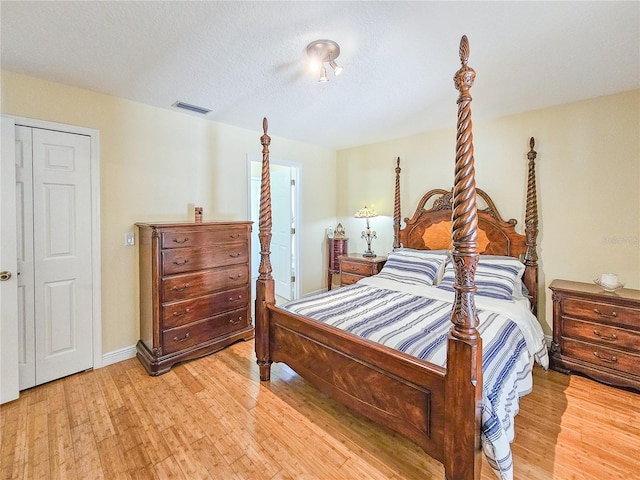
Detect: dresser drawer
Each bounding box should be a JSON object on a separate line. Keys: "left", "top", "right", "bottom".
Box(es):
{"left": 562, "top": 317, "right": 640, "bottom": 352}
{"left": 163, "top": 308, "right": 250, "bottom": 355}
{"left": 563, "top": 297, "right": 639, "bottom": 329}
{"left": 562, "top": 338, "right": 639, "bottom": 376}
{"left": 162, "top": 264, "right": 249, "bottom": 302}
{"left": 162, "top": 244, "right": 248, "bottom": 275}
{"left": 163, "top": 287, "right": 248, "bottom": 329}
{"left": 161, "top": 227, "right": 247, "bottom": 249}
{"left": 341, "top": 261, "right": 374, "bottom": 276}
{"left": 341, "top": 273, "right": 363, "bottom": 286}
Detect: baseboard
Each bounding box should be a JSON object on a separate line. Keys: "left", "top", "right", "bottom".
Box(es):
{"left": 102, "top": 345, "right": 137, "bottom": 367}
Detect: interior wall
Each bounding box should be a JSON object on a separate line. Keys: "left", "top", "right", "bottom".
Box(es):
{"left": 336, "top": 89, "right": 640, "bottom": 334}
{"left": 1, "top": 70, "right": 337, "bottom": 355}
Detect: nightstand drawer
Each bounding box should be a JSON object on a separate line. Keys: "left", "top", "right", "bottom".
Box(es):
{"left": 562, "top": 338, "right": 639, "bottom": 376}
{"left": 561, "top": 317, "right": 640, "bottom": 351}
{"left": 341, "top": 261, "right": 374, "bottom": 276}
{"left": 341, "top": 273, "right": 363, "bottom": 286}
{"left": 563, "top": 297, "right": 639, "bottom": 328}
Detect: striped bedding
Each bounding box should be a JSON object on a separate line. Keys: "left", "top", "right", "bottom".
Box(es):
{"left": 281, "top": 275, "right": 549, "bottom": 480}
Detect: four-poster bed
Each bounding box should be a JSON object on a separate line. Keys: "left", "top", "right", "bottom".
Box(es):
{"left": 254, "top": 36, "right": 547, "bottom": 480}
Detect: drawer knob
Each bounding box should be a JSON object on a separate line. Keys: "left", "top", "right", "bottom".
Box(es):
{"left": 593, "top": 351, "right": 617, "bottom": 363}
{"left": 173, "top": 332, "right": 190, "bottom": 342}
{"left": 229, "top": 274, "right": 242, "bottom": 280}
{"left": 172, "top": 284, "right": 190, "bottom": 291}
{"left": 229, "top": 253, "right": 241, "bottom": 258}
{"left": 593, "top": 330, "right": 617, "bottom": 341}
{"left": 173, "top": 259, "right": 189, "bottom": 266}
{"left": 173, "top": 237, "right": 189, "bottom": 244}
{"left": 173, "top": 308, "right": 191, "bottom": 317}
{"left": 593, "top": 308, "right": 617, "bottom": 318}
{"left": 229, "top": 234, "right": 240, "bottom": 239}
{"left": 228, "top": 295, "right": 242, "bottom": 302}
{"left": 229, "top": 317, "right": 242, "bottom": 325}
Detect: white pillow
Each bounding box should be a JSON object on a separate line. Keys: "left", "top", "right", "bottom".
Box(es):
{"left": 377, "top": 250, "right": 448, "bottom": 287}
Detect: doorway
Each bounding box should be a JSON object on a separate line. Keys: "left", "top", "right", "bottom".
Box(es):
{"left": 248, "top": 157, "right": 300, "bottom": 303}
{"left": 0, "top": 116, "right": 101, "bottom": 401}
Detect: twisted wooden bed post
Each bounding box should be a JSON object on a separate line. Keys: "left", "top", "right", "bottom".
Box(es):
{"left": 444, "top": 35, "right": 483, "bottom": 480}
{"left": 255, "top": 117, "right": 275, "bottom": 381}
{"left": 393, "top": 157, "right": 402, "bottom": 249}
{"left": 523, "top": 138, "right": 539, "bottom": 316}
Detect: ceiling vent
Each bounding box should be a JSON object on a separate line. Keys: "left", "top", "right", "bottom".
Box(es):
{"left": 172, "top": 101, "right": 212, "bottom": 115}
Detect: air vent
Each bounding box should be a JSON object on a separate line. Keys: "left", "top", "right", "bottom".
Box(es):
{"left": 172, "top": 101, "right": 212, "bottom": 115}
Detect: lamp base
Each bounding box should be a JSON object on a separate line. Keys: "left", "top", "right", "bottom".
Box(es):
{"left": 362, "top": 250, "right": 376, "bottom": 258}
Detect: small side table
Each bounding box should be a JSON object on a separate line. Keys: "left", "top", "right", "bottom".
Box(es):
{"left": 328, "top": 238, "right": 348, "bottom": 290}
{"left": 339, "top": 253, "right": 387, "bottom": 286}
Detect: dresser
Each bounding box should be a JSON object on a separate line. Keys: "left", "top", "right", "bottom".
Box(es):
{"left": 136, "top": 221, "right": 254, "bottom": 375}
{"left": 327, "top": 237, "right": 348, "bottom": 290}
{"left": 549, "top": 279, "right": 640, "bottom": 391}
{"left": 339, "top": 253, "right": 387, "bottom": 286}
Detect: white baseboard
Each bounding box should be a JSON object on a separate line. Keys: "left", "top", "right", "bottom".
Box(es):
{"left": 101, "top": 345, "right": 137, "bottom": 367}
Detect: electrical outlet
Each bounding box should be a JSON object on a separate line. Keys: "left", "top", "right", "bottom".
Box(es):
{"left": 125, "top": 232, "right": 135, "bottom": 246}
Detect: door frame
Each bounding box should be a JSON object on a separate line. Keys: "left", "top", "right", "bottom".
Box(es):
{"left": 2, "top": 115, "right": 102, "bottom": 376}
{"left": 247, "top": 154, "right": 301, "bottom": 301}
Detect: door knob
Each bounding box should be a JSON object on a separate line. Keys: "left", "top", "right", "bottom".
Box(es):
{"left": 0, "top": 271, "right": 12, "bottom": 281}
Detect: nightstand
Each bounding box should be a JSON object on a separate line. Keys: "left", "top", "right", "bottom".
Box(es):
{"left": 339, "top": 253, "right": 387, "bottom": 286}
{"left": 549, "top": 279, "right": 640, "bottom": 391}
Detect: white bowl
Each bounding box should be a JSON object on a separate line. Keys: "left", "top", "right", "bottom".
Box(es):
{"left": 594, "top": 278, "right": 624, "bottom": 292}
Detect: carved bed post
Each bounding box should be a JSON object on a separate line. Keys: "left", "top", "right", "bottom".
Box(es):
{"left": 523, "top": 138, "right": 539, "bottom": 316}
{"left": 393, "top": 157, "right": 401, "bottom": 249}
{"left": 444, "top": 35, "right": 483, "bottom": 480}
{"left": 255, "top": 117, "right": 275, "bottom": 381}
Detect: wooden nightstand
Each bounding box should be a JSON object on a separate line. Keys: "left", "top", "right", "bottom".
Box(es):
{"left": 328, "top": 237, "right": 348, "bottom": 290}
{"left": 339, "top": 253, "right": 387, "bottom": 286}
{"left": 549, "top": 279, "right": 640, "bottom": 391}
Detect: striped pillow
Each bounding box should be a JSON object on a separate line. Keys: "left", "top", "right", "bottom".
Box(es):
{"left": 377, "top": 250, "right": 448, "bottom": 287}
{"left": 438, "top": 256, "right": 525, "bottom": 301}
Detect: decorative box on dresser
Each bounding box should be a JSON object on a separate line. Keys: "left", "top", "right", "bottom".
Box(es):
{"left": 136, "top": 221, "right": 254, "bottom": 375}
{"left": 339, "top": 253, "right": 387, "bottom": 286}
{"left": 327, "top": 237, "right": 348, "bottom": 290}
{"left": 549, "top": 279, "right": 640, "bottom": 391}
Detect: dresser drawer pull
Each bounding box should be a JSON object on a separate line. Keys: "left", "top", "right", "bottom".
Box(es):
{"left": 229, "top": 317, "right": 242, "bottom": 325}
{"left": 228, "top": 295, "right": 242, "bottom": 302}
{"left": 593, "top": 351, "right": 617, "bottom": 363}
{"left": 172, "top": 308, "right": 191, "bottom": 317}
{"left": 593, "top": 330, "right": 617, "bottom": 341}
{"left": 229, "top": 233, "right": 240, "bottom": 239}
{"left": 173, "top": 332, "right": 190, "bottom": 343}
{"left": 172, "top": 284, "right": 190, "bottom": 291}
{"left": 593, "top": 308, "right": 617, "bottom": 318}
{"left": 229, "top": 253, "right": 241, "bottom": 258}
{"left": 172, "top": 259, "right": 189, "bottom": 266}
{"left": 172, "top": 237, "right": 189, "bottom": 244}
{"left": 229, "top": 274, "right": 242, "bottom": 280}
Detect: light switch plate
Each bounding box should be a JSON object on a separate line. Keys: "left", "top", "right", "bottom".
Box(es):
{"left": 125, "top": 232, "right": 135, "bottom": 246}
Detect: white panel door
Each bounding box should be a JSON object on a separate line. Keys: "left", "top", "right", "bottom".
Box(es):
{"left": 15, "top": 126, "right": 36, "bottom": 388}
{"left": 271, "top": 165, "right": 293, "bottom": 300}
{"left": 32, "top": 128, "right": 93, "bottom": 385}
{"left": 1, "top": 117, "right": 19, "bottom": 404}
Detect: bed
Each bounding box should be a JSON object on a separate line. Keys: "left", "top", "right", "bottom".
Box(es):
{"left": 254, "top": 36, "right": 547, "bottom": 480}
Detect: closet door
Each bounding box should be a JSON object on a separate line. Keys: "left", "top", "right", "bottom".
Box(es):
{"left": 15, "top": 126, "right": 94, "bottom": 389}
{"left": 31, "top": 128, "right": 93, "bottom": 385}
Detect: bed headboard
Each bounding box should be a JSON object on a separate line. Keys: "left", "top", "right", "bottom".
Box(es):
{"left": 393, "top": 138, "right": 540, "bottom": 315}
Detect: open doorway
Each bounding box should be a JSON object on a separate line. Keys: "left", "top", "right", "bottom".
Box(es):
{"left": 248, "top": 157, "right": 301, "bottom": 304}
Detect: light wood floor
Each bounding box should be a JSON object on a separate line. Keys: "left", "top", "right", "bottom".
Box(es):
{"left": 1, "top": 340, "right": 638, "bottom": 480}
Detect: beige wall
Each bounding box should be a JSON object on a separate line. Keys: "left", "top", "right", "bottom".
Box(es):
{"left": 1, "top": 70, "right": 337, "bottom": 355}
{"left": 337, "top": 90, "right": 640, "bottom": 334}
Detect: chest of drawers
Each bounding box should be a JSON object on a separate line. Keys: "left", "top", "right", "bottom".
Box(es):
{"left": 549, "top": 279, "right": 640, "bottom": 391}
{"left": 136, "top": 221, "right": 254, "bottom": 375}
{"left": 339, "top": 253, "right": 387, "bottom": 286}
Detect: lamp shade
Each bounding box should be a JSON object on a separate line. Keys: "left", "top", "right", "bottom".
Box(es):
{"left": 354, "top": 206, "right": 378, "bottom": 218}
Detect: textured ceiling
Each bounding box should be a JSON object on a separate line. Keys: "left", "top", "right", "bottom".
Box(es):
{"left": 1, "top": 1, "right": 639, "bottom": 150}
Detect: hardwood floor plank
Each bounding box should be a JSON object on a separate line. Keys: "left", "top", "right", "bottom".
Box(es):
{"left": 1, "top": 340, "right": 639, "bottom": 479}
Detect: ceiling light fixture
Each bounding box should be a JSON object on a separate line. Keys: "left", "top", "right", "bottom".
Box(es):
{"left": 306, "top": 39, "right": 343, "bottom": 82}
